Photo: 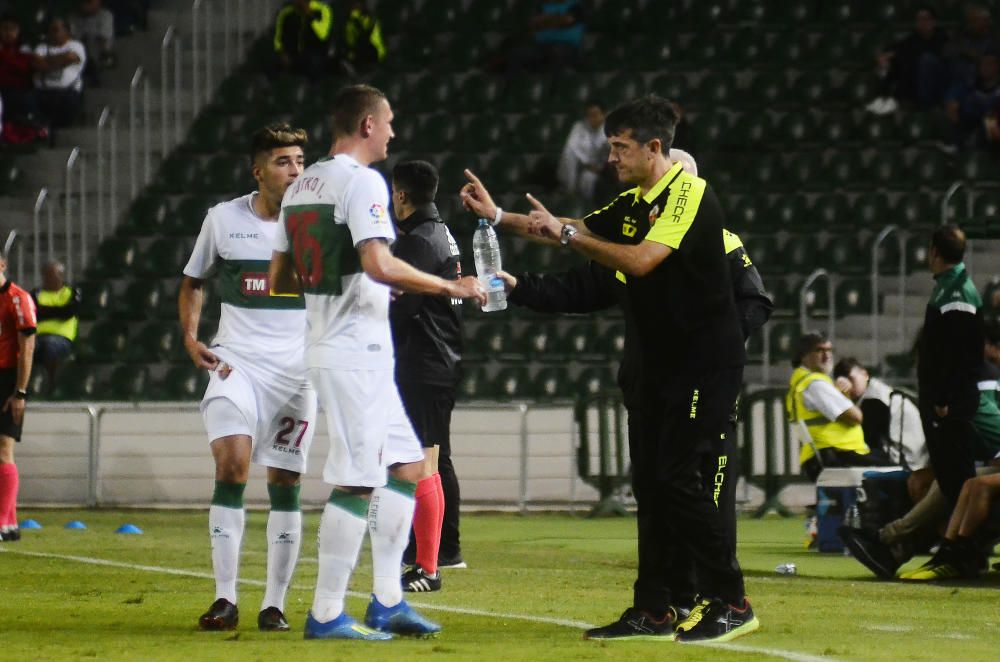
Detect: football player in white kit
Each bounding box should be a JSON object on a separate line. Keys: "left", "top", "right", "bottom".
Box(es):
{"left": 269, "top": 85, "right": 486, "bottom": 641}
{"left": 179, "top": 123, "right": 318, "bottom": 633}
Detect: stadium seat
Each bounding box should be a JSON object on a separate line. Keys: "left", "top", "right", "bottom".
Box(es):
{"left": 201, "top": 154, "right": 250, "bottom": 194}
{"left": 836, "top": 278, "right": 872, "bottom": 316}
{"left": 168, "top": 196, "right": 217, "bottom": 236}
{"left": 156, "top": 153, "right": 202, "bottom": 193}
{"left": 743, "top": 235, "right": 782, "bottom": 275}
{"left": 728, "top": 113, "right": 772, "bottom": 151}
{"left": 532, "top": 366, "right": 573, "bottom": 400}
{"left": 823, "top": 233, "right": 866, "bottom": 275}
{"left": 564, "top": 321, "right": 602, "bottom": 362}
{"left": 117, "top": 280, "right": 165, "bottom": 320}
{"left": 512, "top": 114, "right": 568, "bottom": 153}
{"left": 503, "top": 76, "right": 549, "bottom": 112}
{"left": 763, "top": 277, "right": 793, "bottom": 312}
{"left": 488, "top": 153, "right": 529, "bottom": 192}
{"left": 782, "top": 234, "right": 818, "bottom": 274}
{"left": 125, "top": 322, "right": 182, "bottom": 364}
{"left": 809, "top": 193, "right": 849, "bottom": 229}
{"left": 825, "top": 151, "right": 869, "bottom": 189}
{"left": 962, "top": 153, "right": 1000, "bottom": 181}
{"left": 783, "top": 153, "right": 824, "bottom": 193}
{"left": 464, "top": 115, "right": 510, "bottom": 153}
{"left": 185, "top": 113, "right": 231, "bottom": 152}
{"left": 596, "top": 322, "right": 625, "bottom": 359}
{"left": 519, "top": 323, "right": 563, "bottom": 363}
{"left": 909, "top": 150, "right": 953, "bottom": 184}
{"left": 493, "top": 366, "right": 530, "bottom": 400}
{"left": 769, "top": 320, "right": 801, "bottom": 358}
{"left": 77, "top": 280, "right": 114, "bottom": 320}
{"left": 215, "top": 74, "right": 264, "bottom": 112}
{"left": 456, "top": 73, "right": 504, "bottom": 113}
{"left": 576, "top": 366, "right": 615, "bottom": 397}
{"left": 550, "top": 73, "right": 595, "bottom": 111}
{"left": 584, "top": 34, "right": 629, "bottom": 72}
{"left": 118, "top": 195, "right": 172, "bottom": 237}
{"left": 457, "top": 363, "right": 490, "bottom": 401}
{"left": 51, "top": 363, "right": 101, "bottom": 400}
{"left": 466, "top": 321, "right": 515, "bottom": 362}
{"left": 600, "top": 77, "right": 645, "bottom": 109}
{"left": 649, "top": 73, "right": 692, "bottom": 104}
{"left": 107, "top": 364, "right": 151, "bottom": 400}
{"left": 774, "top": 114, "right": 817, "bottom": 148}
{"left": 724, "top": 28, "right": 767, "bottom": 63}
{"left": 135, "top": 237, "right": 191, "bottom": 278}
{"left": 692, "top": 109, "right": 731, "bottom": 148}
{"left": 869, "top": 153, "right": 905, "bottom": 188}
{"left": 77, "top": 320, "right": 129, "bottom": 363}
{"left": 409, "top": 75, "right": 455, "bottom": 113}
{"left": 766, "top": 194, "right": 809, "bottom": 230}
{"left": 159, "top": 364, "right": 210, "bottom": 400}
{"left": 893, "top": 193, "right": 937, "bottom": 229}
{"left": 700, "top": 73, "right": 738, "bottom": 106}
{"left": 850, "top": 192, "right": 890, "bottom": 229}
{"left": 904, "top": 235, "right": 929, "bottom": 274}
{"left": 87, "top": 238, "right": 138, "bottom": 278}
{"left": 726, "top": 194, "right": 765, "bottom": 231}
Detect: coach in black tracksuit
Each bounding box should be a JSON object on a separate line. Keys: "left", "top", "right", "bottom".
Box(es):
{"left": 505, "top": 228, "right": 772, "bottom": 612}
{"left": 389, "top": 161, "right": 466, "bottom": 578}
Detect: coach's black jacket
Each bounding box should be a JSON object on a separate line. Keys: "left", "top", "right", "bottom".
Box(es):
{"left": 508, "top": 237, "right": 772, "bottom": 408}
{"left": 390, "top": 203, "right": 464, "bottom": 388}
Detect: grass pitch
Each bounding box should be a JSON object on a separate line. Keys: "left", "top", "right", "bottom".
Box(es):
{"left": 1, "top": 509, "right": 998, "bottom": 661}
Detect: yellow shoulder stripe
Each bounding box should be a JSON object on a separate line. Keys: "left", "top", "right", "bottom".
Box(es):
{"left": 644, "top": 174, "right": 706, "bottom": 249}
{"left": 723, "top": 229, "right": 743, "bottom": 253}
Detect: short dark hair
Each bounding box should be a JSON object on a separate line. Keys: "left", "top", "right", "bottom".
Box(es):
{"left": 792, "top": 331, "right": 829, "bottom": 367}
{"left": 930, "top": 223, "right": 966, "bottom": 264}
{"left": 331, "top": 84, "right": 387, "bottom": 139}
{"left": 249, "top": 122, "right": 308, "bottom": 164}
{"left": 392, "top": 160, "right": 439, "bottom": 206}
{"left": 604, "top": 95, "right": 678, "bottom": 148}
{"left": 833, "top": 357, "right": 864, "bottom": 380}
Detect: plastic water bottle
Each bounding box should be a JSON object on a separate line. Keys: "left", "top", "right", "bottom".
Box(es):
{"left": 473, "top": 218, "right": 507, "bottom": 312}
{"left": 775, "top": 563, "right": 797, "bottom": 575}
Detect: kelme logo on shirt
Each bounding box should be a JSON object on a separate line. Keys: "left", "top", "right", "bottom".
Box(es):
{"left": 241, "top": 272, "right": 270, "bottom": 296}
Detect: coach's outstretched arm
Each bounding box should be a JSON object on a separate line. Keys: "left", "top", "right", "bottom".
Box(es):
{"left": 178, "top": 276, "right": 221, "bottom": 370}
{"left": 460, "top": 169, "right": 592, "bottom": 245}
{"left": 358, "top": 238, "right": 487, "bottom": 306}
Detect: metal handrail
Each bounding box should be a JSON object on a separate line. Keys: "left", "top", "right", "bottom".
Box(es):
{"left": 799, "top": 268, "right": 835, "bottom": 342}
{"left": 96, "top": 106, "right": 112, "bottom": 243}
{"left": 941, "top": 180, "right": 973, "bottom": 225}
{"left": 760, "top": 319, "right": 772, "bottom": 385}
{"left": 191, "top": 0, "right": 201, "bottom": 112}
{"left": 65, "top": 147, "right": 83, "bottom": 282}
{"left": 129, "top": 66, "right": 151, "bottom": 199}
{"left": 161, "top": 26, "right": 178, "bottom": 157}
{"left": 32, "top": 189, "right": 50, "bottom": 286}
{"left": 871, "top": 225, "right": 907, "bottom": 368}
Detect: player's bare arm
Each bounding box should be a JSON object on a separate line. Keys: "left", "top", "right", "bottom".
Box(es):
{"left": 459, "top": 169, "right": 588, "bottom": 245}
{"left": 178, "top": 276, "right": 220, "bottom": 370}
{"left": 357, "top": 238, "right": 487, "bottom": 306}
{"left": 268, "top": 249, "right": 303, "bottom": 296}
{"left": 2, "top": 331, "right": 34, "bottom": 425}
{"left": 526, "top": 194, "right": 671, "bottom": 277}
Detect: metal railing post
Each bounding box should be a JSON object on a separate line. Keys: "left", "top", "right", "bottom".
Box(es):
{"left": 799, "top": 269, "right": 835, "bottom": 342}
{"left": 87, "top": 406, "right": 103, "bottom": 507}
{"left": 143, "top": 70, "right": 151, "bottom": 185}
{"left": 129, "top": 66, "right": 143, "bottom": 199}
{"left": 65, "top": 147, "right": 81, "bottom": 282}
{"left": 174, "top": 34, "right": 182, "bottom": 147}
{"left": 871, "top": 226, "right": 907, "bottom": 367}
{"left": 518, "top": 403, "right": 529, "bottom": 515}
{"left": 761, "top": 320, "right": 772, "bottom": 385}
{"left": 941, "top": 181, "right": 972, "bottom": 225}
{"left": 96, "top": 107, "right": 111, "bottom": 242}
{"left": 110, "top": 113, "right": 118, "bottom": 230}
{"left": 161, "top": 26, "right": 176, "bottom": 159}
{"left": 192, "top": 0, "right": 201, "bottom": 113}
{"left": 32, "top": 189, "right": 48, "bottom": 286}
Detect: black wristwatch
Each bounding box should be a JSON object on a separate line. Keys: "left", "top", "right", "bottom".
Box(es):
{"left": 13, "top": 389, "right": 27, "bottom": 401}
{"left": 560, "top": 223, "right": 579, "bottom": 247}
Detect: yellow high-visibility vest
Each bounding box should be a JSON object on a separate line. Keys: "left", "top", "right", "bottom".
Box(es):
{"left": 786, "top": 366, "right": 868, "bottom": 464}
{"left": 36, "top": 286, "right": 78, "bottom": 342}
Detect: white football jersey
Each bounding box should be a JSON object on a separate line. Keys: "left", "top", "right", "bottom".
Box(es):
{"left": 273, "top": 154, "right": 396, "bottom": 370}
{"left": 184, "top": 193, "right": 307, "bottom": 379}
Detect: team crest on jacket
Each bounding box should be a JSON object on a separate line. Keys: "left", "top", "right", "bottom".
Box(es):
{"left": 648, "top": 204, "right": 660, "bottom": 226}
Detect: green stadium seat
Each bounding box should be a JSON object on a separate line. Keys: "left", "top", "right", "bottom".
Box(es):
{"left": 893, "top": 194, "right": 937, "bottom": 229}
{"left": 576, "top": 366, "right": 615, "bottom": 397}
{"left": 550, "top": 73, "right": 595, "bottom": 111}
{"left": 769, "top": 321, "right": 801, "bottom": 359}
{"left": 77, "top": 320, "right": 129, "bottom": 363}
{"left": 51, "top": 363, "right": 101, "bottom": 400}
{"left": 215, "top": 74, "right": 264, "bottom": 112}
{"left": 116, "top": 280, "right": 165, "bottom": 320}
{"left": 836, "top": 278, "right": 872, "bottom": 315}
{"left": 457, "top": 363, "right": 490, "bottom": 401}
{"left": 774, "top": 114, "right": 817, "bottom": 147}
{"left": 107, "top": 364, "right": 151, "bottom": 400}
{"left": 77, "top": 280, "right": 114, "bottom": 320}
{"left": 414, "top": 114, "right": 463, "bottom": 155}
{"left": 159, "top": 364, "right": 209, "bottom": 400}
{"left": 409, "top": 75, "right": 454, "bottom": 113}
{"left": 513, "top": 114, "right": 568, "bottom": 153}
{"left": 809, "top": 193, "right": 850, "bottom": 229}
{"left": 767, "top": 194, "right": 810, "bottom": 231}
{"left": 815, "top": 112, "right": 855, "bottom": 144}
{"left": 869, "top": 153, "right": 905, "bottom": 188}
{"left": 699, "top": 73, "right": 738, "bottom": 105}
{"left": 456, "top": 73, "right": 504, "bottom": 113}
{"left": 728, "top": 114, "right": 771, "bottom": 151}
{"left": 156, "top": 153, "right": 202, "bottom": 193}
{"left": 589, "top": 0, "right": 641, "bottom": 35}
{"left": 565, "top": 321, "right": 601, "bottom": 362}
{"left": 826, "top": 151, "right": 869, "bottom": 189}
{"left": 823, "top": 233, "right": 866, "bottom": 275}
{"left": 899, "top": 112, "right": 940, "bottom": 143}
{"left": 724, "top": 28, "right": 767, "bottom": 63}
{"left": 466, "top": 322, "right": 515, "bottom": 362}
{"left": 519, "top": 323, "right": 563, "bottom": 363}
{"left": 87, "top": 238, "right": 138, "bottom": 278}
{"left": 118, "top": 195, "right": 172, "bottom": 237}
{"left": 810, "top": 32, "right": 854, "bottom": 67}
{"left": 962, "top": 153, "right": 1000, "bottom": 181}
{"left": 726, "top": 194, "right": 766, "bottom": 231}
{"left": 858, "top": 115, "right": 900, "bottom": 145}
{"left": 649, "top": 73, "right": 692, "bottom": 103}
{"left": 493, "top": 366, "right": 530, "bottom": 400}
{"left": 596, "top": 322, "right": 625, "bottom": 358}
{"left": 782, "top": 234, "right": 818, "bottom": 274}
{"left": 463, "top": 115, "right": 510, "bottom": 152}
{"left": 504, "top": 76, "right": 549, "bottom": 112}
{"left": 488, "top": 153, "right": 529, "bottom": 192}
{"left": 532, "top": 366, "right": 573, "bottom": 400}
{"left": 0, "top": 157, "right": 23, "bottom": 195}
{"left": 584, "top": 34, "right": 628, "bottom": 72}
{"left": 201, "top": 154, "right": 251, "bottom": 194}
{"left": 763, "top": 277, "right": 793, "bottom": 312}
{"left": 185, "top": 113, "right": 231, "bottom": 152}
{"left": 783, "top": 153, "right": 824, "bottom": 193}
{"left": 902, "top": 234, "right": 928, "bottom": 274}
{"left": 743, "top": 235, "right": 783, "bottom": 275}
{"left": 168, "top": 196, "right": 217, "bottom": 236}
{"left": 135, "top": 237, "right": 191, "bottom": 278}
{"left": 850, "top": 192, "right": 890, "bottom": 229}
{"left": 767, "top": 30, "right": 810, "bottom": 65}
{"left": 600, "top": 77, "right": 645, "bottom": 109}
{"left": 909, "top": 150, "right": 953, "bottom": 184}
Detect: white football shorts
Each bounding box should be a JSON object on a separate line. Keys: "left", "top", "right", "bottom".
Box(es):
{"left": 308, "top": 366, "right": 424, "bottom": 488}
{"left": 200, "top": 358, "right": 317, "bottom": 474}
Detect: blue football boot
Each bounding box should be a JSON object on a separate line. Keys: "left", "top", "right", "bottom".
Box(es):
{"left": 364, "top": 595, "right": 442, "bottom": 637}
{"left": 303, "top": 611, "right": 393, "bottom": 641}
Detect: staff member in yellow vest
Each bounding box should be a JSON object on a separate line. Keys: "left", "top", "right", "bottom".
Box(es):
{"left": 30, "top": 260, "right": 80, "bottom": 391}
{"left": 786, "top": 331, "right": 883, "bottom": 481}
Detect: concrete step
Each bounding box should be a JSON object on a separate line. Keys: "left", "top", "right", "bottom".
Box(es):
{"left": 882, "top": 293, "right": 928, "bottom": 317}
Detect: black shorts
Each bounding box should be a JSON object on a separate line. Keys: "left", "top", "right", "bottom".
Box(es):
{"left": 397, "top": 381, "right": 456, "bottom": 454}
{"left": 0, "top": 369, "right": 23, "bottom": 442}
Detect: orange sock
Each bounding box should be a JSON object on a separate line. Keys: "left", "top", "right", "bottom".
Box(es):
{"left": 414, "top": 474, "right": 443, "bottom": 574}
{"left": 0, "top": 464, "right": 18, "bottom": 527}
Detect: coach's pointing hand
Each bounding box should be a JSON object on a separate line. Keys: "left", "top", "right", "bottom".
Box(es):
{"left": 525, "top": 193, "right": 562, "bottom": 241}
{"left": 460, "top": 169, "right": 498, "bottom": 221}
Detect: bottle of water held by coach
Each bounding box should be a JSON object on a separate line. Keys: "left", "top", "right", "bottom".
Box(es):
{"left": 473, "top": 218, "right": 507, "bottom": 312}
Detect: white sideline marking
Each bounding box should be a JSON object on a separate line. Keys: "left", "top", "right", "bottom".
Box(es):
{"left": 865, "top": 624, "right": 913, "bottom": 633}
{"left": 2, "top": 547, "right": 840, "bottom": 661}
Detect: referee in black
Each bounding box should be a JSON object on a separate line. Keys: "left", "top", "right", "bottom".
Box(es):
{"left": 389, "top": 160, "right": 465, "bottom": 592}
{"left": 462, "top": 96, "right": 758, "bottom": 643}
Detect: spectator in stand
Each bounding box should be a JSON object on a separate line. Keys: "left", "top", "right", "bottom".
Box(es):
{"left": 944, "top": 52, "right": 1000, "bottom": 149}
{"left": 30, "top": 261, "right": 80, "bottom": 393}
{"left": 106, "top": 0, "right": 148, "bottom": 35}
{"left": 505, "top": 0, "right": 584, "bottom": 77}
{"left": 866, "top": 5, "right": 950, "bottom": 115}
{"left": 70, "top": 0, "right": 116, "bottom": 86}
{"left": 0, "top": 13, "right": 39, "bottom": 126}
{"left": 273, "top": 0, "right": 333, "bottom": 77}
{"left": 786, "top": 332, "right": 885, "bottom": 482}
{"left": 557, "top": 100, "right": 608, "bottom": 203}
{"left": 32, "top": 16, "right": 86, "bottom": 129}
{"left": 944, "top": 4, "right": 1000, "bottom": 89}
{"left": 340, "top": 0, "right": 385, "bottom": 75}
{"left": 833, "top": 357, "right": 929, "bottom": 498}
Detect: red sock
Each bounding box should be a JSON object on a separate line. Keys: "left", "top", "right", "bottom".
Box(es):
{"left": 433, "top": 473, "right": 445, "bottom": 550}
{"left": 0, "top": 463, "right": 18, "bottom": 527}
{"left": 414, "top": 474, "right": 443, "bottom": 574}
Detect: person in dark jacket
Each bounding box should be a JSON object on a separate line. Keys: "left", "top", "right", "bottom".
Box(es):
{"left": 867, "top": 5, "right": 950, "bottom": 113}
{"left": 389, "top": 160, "right": 465, "bottom": 593}
{"left": 273, "top": 0, "right": 332, "bottom": 76}
{"left": 918, "top": 223, "right": 985, "bottom": 508}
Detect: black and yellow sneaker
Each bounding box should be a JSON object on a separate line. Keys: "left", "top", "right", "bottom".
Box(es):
{"left": 675, "top": 598, "right": 759, "bottom": 643}
{"left": 198, "top": 598, "right": 239, "bottom": 631}
{"left": 583, "top": 607, "right": 679, "bottom": 641}
{"left": 898, "top": 540, "right": 984, "bottom": 581}
{"left": 839, "top": 526, "right": 903, "bottom": 580}
{"left": 258, "top": 606, "right": 290, "bottom": 631}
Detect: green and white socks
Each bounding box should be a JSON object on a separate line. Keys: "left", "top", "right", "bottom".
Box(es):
{"left": 369, "top": 477, "right": 417, "bottom": 608}
{"left": 263, "top": 483, "right": 302, "bottom": 614}
{"left": 209, "top": 481, "right": 246, "bottom": 604}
